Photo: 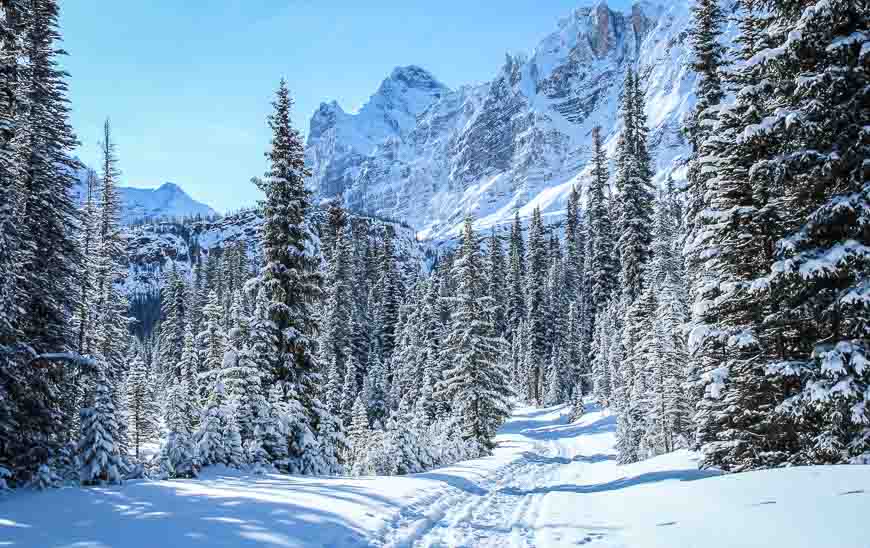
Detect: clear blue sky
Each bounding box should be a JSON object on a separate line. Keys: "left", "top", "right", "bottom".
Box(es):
{"left": 60, "top": 1, "right": 633, "bottom": 213}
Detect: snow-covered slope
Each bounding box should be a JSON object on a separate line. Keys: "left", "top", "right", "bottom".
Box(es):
{"left": 307, "top": 0, "right": 705, "bottom": 240}
{"left": 71, "top": 167, "right": 217, "bottom": 225}
{"left": 116, "top": 182, "right": 216, "bottom": 224}
{"left": 3, "top": 404, "right": 867, "bottom": 547}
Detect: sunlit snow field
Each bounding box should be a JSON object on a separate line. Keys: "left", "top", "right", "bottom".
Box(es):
{"left": 2, "top": 404, "right": 868, "bottom": 547}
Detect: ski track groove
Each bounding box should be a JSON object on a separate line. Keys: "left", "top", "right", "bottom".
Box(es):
{"left": 378, "top": 412, "right": 585, "bottom": 548}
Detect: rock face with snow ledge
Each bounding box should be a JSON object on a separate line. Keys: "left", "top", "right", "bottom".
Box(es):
{"left": 306, "top": 0, "right": 700, "bottom": 240}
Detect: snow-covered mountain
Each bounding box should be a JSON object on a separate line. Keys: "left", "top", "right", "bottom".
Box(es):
{"left": 307, "top": 0, "right": 703, "bottom": 240}
{"left": 115, "top": 183, "right": 216, "bottom": 224}
{"left": 72, "top": 168, "right": 217, "bottom": 224}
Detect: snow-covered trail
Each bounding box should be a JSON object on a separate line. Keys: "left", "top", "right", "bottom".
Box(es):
{"left": 378, "top": 405, "right": 870, "bottom": 548}
{"left": 379, "top": 405, "right": 626, "bottom": 547}
{"left": 2, "top": 405, "right": 868, "bottom": 548}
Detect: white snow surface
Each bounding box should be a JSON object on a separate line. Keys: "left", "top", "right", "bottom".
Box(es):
{"left": 2, "top": 404, "right": 868, "bottom": 547}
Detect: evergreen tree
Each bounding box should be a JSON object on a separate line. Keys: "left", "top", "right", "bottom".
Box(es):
{"left": 126, "top": 354, "right": 158, "bottom": 460}
{"left": 377, "top": 232, "right": 401, "bottom": 363}
{"left": 161, "top": 371, "right": 197, "bottom": 479}
{"left": 486, "top": 229, "right": 507, "bottom": 336}
{"left": 614, "top": 71, "right": 654, "bottom": 303}
{"left": 16, "top": 0, "right": 79, "bottom": 357}
{"left": 254, "top": 80, "right": 322, "bottom": 457}
{"left": 442, "top": 217, "right": 513, "bottom": 455}
{"left": 760, "top": 0, "right": 870, "bottom": 464}
{"left": 78, "top": 367, "right": 122, "bottom": 485}
{"left": 506, "top": 212, "right": 526, "bottom": 335}
{"left": 320, "top": 224, "right": 353, "bottom": 395}
{"left": 158, "top": 265, "right": 186, "bottom": 381}
{"left": 524, "top": 207, "right": 548, "bottom": 404}
{"left": 198, "top": 290, "right": 226, "bottom": 397}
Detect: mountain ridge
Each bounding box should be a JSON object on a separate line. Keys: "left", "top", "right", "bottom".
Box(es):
{"left": 306, "top": 0, "right": 705, "bottom": 240}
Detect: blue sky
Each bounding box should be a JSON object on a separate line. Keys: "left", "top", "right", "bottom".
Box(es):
{"left": 60, "top": 1, "right": 633, "bottom": 212}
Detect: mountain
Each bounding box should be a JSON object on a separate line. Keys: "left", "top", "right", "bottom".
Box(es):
{"left": 72, "top": 167, "right": 217, "bottom": 224}
{"left": 306, "top": 0, "right": 708, "bottom": 240}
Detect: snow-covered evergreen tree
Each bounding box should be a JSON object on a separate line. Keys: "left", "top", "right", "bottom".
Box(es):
{"left": 760, "top": 0, "right": 870, "bottom": 464}
{"left": 524, "top": 207, "right": 548, "bottom": 404}
{"left": 254, "top": 80, "right": 325, "bottom": 471}
{"left": 507, "top": 212, "right": 526, "bottom": 336}
{"left": 614, "top": 70, "right": 654, "bottom": 303}
{"left": 126, "top": 353, "right": 158, "bottom": 460}
{"left": 442, "top": 217, "right": 513, "bottom": 455}
{"left": 79, "top": 366, "right": 122, "bottom": 485}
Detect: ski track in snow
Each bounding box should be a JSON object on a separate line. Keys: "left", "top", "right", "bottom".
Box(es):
{"left": 3, "top": 404, "right": 869, "bottom": 548}
{"left": 379, "top": 407, "right": 621, "bottom": 548}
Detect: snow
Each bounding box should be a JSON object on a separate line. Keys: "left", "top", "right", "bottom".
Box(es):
{"left": 2, "top": 404, "right": 868, "bottom": 547}
{"left": 71, "top": 166, "right": 217, "bottom": 224}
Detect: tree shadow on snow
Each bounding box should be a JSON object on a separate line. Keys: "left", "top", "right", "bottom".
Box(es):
{"left": 519, "top": 414, "right": 617, "bottom": 441}
{"left": 498, "top": 469, "right": 720, "bottom": 497}
{"left": 1, "top": 476, "right": 385, "bottom": 548}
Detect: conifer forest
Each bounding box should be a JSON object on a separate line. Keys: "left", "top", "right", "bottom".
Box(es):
{"left": 0, "top": 1, "right": 868, "bottom": 546}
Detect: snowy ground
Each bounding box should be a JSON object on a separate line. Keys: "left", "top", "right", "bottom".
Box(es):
{"left": 2, "top": 405, "right": 868, "bottom": 547}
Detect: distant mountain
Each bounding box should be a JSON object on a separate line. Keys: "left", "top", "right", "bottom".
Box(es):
{"left": 307, "top": 0, "right": 720, "bottom": 240}
{"left": 72, "top": 167, "right": 217, "bottom": 224}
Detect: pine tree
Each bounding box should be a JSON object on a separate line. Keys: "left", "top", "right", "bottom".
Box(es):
{"left": 507, "top": 212, "right": 526, "bottom": 335}
{"left": 178, "top": 323, "right": 201, "bottom": 435}
{"left": 254, "top": 81, "right": 322, "bottom": 461}
{"left": 347, "top": 395, "right": 370, "bottom": 470}
{"left": 198, "top": 290, "right": 226, "bottom": 398}
{"left": 378, "top": 232, "right": 401, "bottom": 363}
{"left": 524, "top": 207, "right": 548, "bottom": 404}
{"left": 760, "top": 0, "right": 870, "bottom": 464}
{"left": 320, "top": 224, "right": 353, "bottom": 398}
{"left": 161, "top": 373, "right": 197, "bottom": 479}
{"left": 486, "top": 229, "right": 507, "bottom": 336}
{"left": 690, "top": 1, "right": 798, "bottom": 471}
{"left": 196, "top": 374, "right": 227, "bottom": 467}
{"left": 222, "top": 324, "right": 262, "bottom": 444}
{"left": 617, "top": 283, "right": 656, "bottom": 464}
{"left": 16, "top": 0, "right": 80, "bottom": 356}
{"left": 442, "top": 217, "right": 513, "bottom": 455}
{"left": 615, "top": 70, "right": 654, "bottom": 303}
{"left": 583, "top": 127, "right": 617, "bottom": 395}
{"left": 79, "top": 366, "right": 122, "bottom": 485}
{"left": 564, "top": 185, "right": 583, "bottom": 304}
{"left": 158, "top": 265, "right": 187, "bottom": 381}
{"left": 126, "top": 354, "right": 158, "bottom": 460}
{"left": 0, "top": 0, "right": 26, "bottom": 353}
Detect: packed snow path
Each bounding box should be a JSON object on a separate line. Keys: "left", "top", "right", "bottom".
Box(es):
{"left": 2, "top": 405, "right": 869, "bottom": 547}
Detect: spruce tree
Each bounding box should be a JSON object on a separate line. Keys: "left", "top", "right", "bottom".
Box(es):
{"left": 377, "top": 232, "right": 401, "bottom": 363}
{"left": 486, "top": 229, "right": 507, "bottom": 336}
{"left": 254, "top": 80, "right": 322, "bottom": 457}
{"left": 126, "top": 354, "right": 158, "bottom": 460}
{"left": 524, "top": 207, "right": 548, "bottom": 404}
{"left": 761, "top": 0, "right": 870, "bottom": 464}
{"left": 614, "top": 71, "right": 654, "bottom": 303}
{"left": 507, "top": 212, "right": 526, "bottom": 335}
{"left": 79, "top": 366, "right": 122, "bottom": 485}
{"left": 442, "top": 217, "right": 513, "bottom": 455}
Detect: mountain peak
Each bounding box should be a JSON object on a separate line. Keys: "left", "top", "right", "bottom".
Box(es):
{"left": 157, "top": 182, "right": 181, "bottom": 193}
{"left": 385, "top": 65, "right": 445, "bottom": 90}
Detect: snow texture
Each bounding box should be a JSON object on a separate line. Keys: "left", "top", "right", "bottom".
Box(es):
{"left": 2, "top": 404, "right": 867, "bottom": 547}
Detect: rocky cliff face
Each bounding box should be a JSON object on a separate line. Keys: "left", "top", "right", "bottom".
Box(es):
{"left": 306, "top": 1, "right": 699, "bottom": 240}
